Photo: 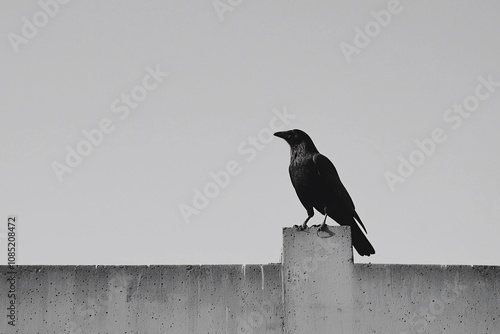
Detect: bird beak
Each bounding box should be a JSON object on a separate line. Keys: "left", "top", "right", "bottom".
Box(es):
{"left": 273, "top": 131, "right": 287, "bottom": 139}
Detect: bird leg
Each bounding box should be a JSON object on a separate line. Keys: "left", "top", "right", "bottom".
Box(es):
{"left": 296, "top": 214, "right": 313, "bottom": 231}
{"left": 319, "top": 213, "right": 328, "bottom": 231}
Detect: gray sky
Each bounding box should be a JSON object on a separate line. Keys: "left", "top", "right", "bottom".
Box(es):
{"left": 1, "top": 0, "right": 500, "bottom": 266}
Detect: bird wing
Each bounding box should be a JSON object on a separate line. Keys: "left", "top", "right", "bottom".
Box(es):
{"left": 312, "top": 153, "right": 368, "bottom": 233}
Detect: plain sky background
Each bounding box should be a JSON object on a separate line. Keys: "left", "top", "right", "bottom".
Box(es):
{"left": 1, "top": 0, "right": 500, "bottom": 266}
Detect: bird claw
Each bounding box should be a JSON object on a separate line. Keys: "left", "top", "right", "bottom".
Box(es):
{"left": 294, "top": 224, "right": 309, "bottom": 232}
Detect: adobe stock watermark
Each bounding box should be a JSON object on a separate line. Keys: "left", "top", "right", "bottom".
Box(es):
{"left": 234, "top": 297, "right": 280, "bottom": 334}
{"left": 51, "top": 64, "right": 169, "bottom": 183}
{"left": 213, "top": 0, "right": 243, "bottom": 22}
{"left": 399, "top": 272, "right": 467, "bottom": 334}
{"left": 178, "top": 106, "right": 295, "bottom": 224}
{"left": 385, "top": 74, "right": 500, "bottom": 192}
{"left": 7, "top": 0, "right": 73, "bottom": 54}
{"left": 6, "top": 216, "right": 17, "bottom": 327}
{"left": 339, "top": 0, "right": 407, "bottom": 64}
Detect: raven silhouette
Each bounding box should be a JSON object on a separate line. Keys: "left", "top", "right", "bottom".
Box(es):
{"left": 274, "top": 129, "right": 375, "bottom": 256}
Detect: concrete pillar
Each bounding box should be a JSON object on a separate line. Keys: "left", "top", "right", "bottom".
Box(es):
{"left": 282, "top": 225, "right": 354, "bottom": 334}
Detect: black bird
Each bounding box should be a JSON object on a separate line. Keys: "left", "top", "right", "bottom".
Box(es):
{"left": 274, "top": 129, "right": 375, "bottom": 256}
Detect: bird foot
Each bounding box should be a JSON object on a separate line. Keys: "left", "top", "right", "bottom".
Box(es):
{"left": 294, "top": 224, "right": 309, "bottom": 232}
{"left": 316, "top": 223, "right": 334, "bottom": 238}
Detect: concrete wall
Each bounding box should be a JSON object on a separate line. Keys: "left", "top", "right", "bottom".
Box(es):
{"left": 355, "top": 263, "right": 500, "bottom": 334}
{"left": 2, "top": 226, "right": 500, "bottom": 334}
{"left": 282, "top": 226, "right": 355, "bottom": 333}
{"left": 282, "top": 226, "right": 500, "bottom": 334}
{"left": 1, "top": 264, "right": 282, "bottom": 334}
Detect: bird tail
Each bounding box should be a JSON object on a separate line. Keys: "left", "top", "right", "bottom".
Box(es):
{"left": 353, "top": 211, "right": 367, "bottom": 234}
{"left": 351, "top": 222, "right": 375, "bottom": 256}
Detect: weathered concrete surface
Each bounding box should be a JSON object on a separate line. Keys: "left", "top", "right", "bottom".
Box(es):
{"left": 0, "top": 264, "right": 282, "bottom": 334}
{"left": 2, "top": 226, "right": 500, "bottom": 334}
{"left": 282, "top": 226, "right": 354, "bottom": 334}
{"left": 354, "top": 264, "right": 500, "bottom": 334}
{"left": 282, "top": 226, "right": 500, "bottom": 334}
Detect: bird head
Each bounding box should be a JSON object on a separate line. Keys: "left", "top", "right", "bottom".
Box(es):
{"left": 273, "top": 129, "right": 318, "bottom": 152}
